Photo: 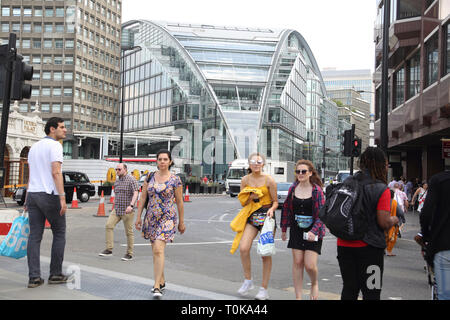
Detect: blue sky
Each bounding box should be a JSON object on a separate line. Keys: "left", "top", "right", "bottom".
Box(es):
{"left": 122, "top": 0, "right": 378, "bottom": 72}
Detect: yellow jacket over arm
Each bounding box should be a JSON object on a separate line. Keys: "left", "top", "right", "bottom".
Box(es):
{"left": 229, "top": 187, "right": 264, "bottom": 254}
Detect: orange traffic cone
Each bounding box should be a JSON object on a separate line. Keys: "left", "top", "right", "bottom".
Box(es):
{"left": 184, "top": 185, "right": 191, "bottom": 202}
{"left": 109, "top": 186, "right": 115, "bottom": 204}
{"left": 70, "top": 187, "right": 81, "bottom": 209}
{"left": 137, "top": 187, "right": 142, "bottom": 207}
{"left": 45, "top": 219, "right": 51, "bottom": 229}
{"left": 94, "top": 190, "right": 107, "bottom": 217}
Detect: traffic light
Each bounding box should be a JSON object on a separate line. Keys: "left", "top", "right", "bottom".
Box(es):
{"left": 343, "top": 129, "right": 353, "bottom": 157}
{"left": 352, "top": 138, "right": 362, "bottom": 157}
{"left": 10, "top": 54, "right": 33, "bottom": 101}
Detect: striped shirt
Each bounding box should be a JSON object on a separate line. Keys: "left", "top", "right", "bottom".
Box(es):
{"left": 114, "top": 174, "right": 138, "bottom": 216}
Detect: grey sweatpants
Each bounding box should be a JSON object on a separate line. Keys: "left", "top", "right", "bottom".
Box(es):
{"left": 26, "top": 192, "right": 66, "bottom": 279}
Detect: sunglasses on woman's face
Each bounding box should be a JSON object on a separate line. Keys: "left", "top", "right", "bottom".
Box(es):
{"left": 295, "top": 169, "right": 309, "bottom": 175}
{"left": 249, "top": 159, "right": 264, "bottom": 165}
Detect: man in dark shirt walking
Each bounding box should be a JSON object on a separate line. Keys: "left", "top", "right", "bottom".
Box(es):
{"left": 99, "top": 163, "right": 139, "bottom": 261}
{"left": 418, "top": 169, "right": 450, "bottom": 300}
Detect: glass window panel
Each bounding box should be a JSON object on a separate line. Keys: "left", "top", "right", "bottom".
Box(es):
{"left": 177, "top": 39, "right": 277, "bottom": 52}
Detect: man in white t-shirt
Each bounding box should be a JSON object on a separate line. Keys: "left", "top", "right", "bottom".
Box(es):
{"left": 24, "top": 117, "right": 71, "bottom": 288}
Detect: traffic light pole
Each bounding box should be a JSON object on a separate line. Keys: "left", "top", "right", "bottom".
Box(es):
{"left": 0, "top": 34, "right": 16, "bottom": 188}
{"left": 349, "top": 124, "right": 355, "bottom": 176}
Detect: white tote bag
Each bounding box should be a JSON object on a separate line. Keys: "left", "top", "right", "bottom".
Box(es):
{"left": 257, "top": 217, "right": 276, "bottom": 256}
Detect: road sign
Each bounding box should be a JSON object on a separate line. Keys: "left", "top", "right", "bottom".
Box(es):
{"left": 442, "top": 139, "right": 450, "bottom": 159}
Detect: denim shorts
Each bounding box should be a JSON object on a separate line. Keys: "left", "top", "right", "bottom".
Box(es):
{"left": 434, "top": 250, "right": 450, "bottom": 300}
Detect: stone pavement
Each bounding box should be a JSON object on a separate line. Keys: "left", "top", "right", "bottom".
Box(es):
{"left": 0, "top": 255, "right": 240, "bottom": 300}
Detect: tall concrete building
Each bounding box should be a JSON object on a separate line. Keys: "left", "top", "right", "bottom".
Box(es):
{"left": 0, "top": 0, "right": 122, "bottom": 159}
{"left": 321, "top": 68, "right": 373, "bottom": 106}
{"left": 328, "top": 88, "right": 370, "bottom": 150}
{"left": 373, "top": 0, "right": 450, "bottom": 180}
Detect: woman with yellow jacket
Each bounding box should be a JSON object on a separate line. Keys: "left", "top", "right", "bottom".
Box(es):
{"left": 232, "top": 152, "right": 278, "bottom": 300}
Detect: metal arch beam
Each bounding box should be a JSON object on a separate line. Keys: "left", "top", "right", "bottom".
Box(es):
{"left": 256, "top": 29, "right": 291, "bottom": 146}
{"left": 125, "top": 20, "right": 241, "bottom": 157}
{"left": 289, "top": 30, "right": 327, "bottom": 96}
{"left": 256, "top": 29, "right": 329, "bottom": 149}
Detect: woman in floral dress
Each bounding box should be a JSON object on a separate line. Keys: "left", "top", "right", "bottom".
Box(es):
{"left": 135, "top": 149, "right": 185, "bottom": 298}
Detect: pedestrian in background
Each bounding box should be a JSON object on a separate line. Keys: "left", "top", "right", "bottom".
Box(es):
{"left": 417, "top": 170, "right": 450, "bottom": 300}
{"left": 405, "top": 179, "right": 414, "bottom": 205}
{"left": 394, "top": 183, "right": 408, "bottom": 214}
{"left": 412, "top": 181, "right": 428, "bottom": 214}
{"left": 99, "top": 163, "right": 139, "bottom": 261}
{"left": 236, "top": 152, "right": 278, "bottom": 300}
{"left": 135, "top": 149, "right": 185, "bottom": 298}
{"left": 385, "top": 190, "right": 402, "bottom": 257}
{"left": 25, "top": 117, "right": 72, "bottom": 288}
{"left": 337, "top": 147, "right": 398, "bottom": 300}
{"left": 281, "top": 159, "right": 325, "bottom": 300}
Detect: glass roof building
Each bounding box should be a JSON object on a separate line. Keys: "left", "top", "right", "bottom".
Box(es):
{"left": 120, "top": 20, "right": 339, "bottom": 178}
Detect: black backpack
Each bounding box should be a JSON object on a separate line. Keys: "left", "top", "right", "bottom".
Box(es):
{"left": 319, "top": 174, "right": 368, "bottom": 240}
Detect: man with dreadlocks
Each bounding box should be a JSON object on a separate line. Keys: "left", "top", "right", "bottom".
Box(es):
{"left": 336, "top": 147, "right": 399, "bottom": 300}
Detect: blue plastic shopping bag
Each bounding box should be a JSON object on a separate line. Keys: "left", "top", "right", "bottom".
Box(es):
{"left": 257, "top": 217, "right": 276, "bottom": 256}
{"left": 0, "top": 212, "right": 29, "bottom": 259}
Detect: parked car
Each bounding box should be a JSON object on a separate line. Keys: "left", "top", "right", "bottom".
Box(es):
{"left": 276, "top": 182, "right": 292, "bottom": 207}
{"left": 13, "top": 171, "right": 96, "bottom": 205}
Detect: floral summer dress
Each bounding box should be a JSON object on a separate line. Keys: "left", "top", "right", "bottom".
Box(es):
{"left": 141, "top": 174, "right": 182, "bottom": 243}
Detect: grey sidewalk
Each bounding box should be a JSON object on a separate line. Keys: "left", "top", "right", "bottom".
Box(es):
{"left": 0, "top": 255, "right": 239, "bottom": 300}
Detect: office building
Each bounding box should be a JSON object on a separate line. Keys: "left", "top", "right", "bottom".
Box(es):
{"left": 0, "top": 0, "right": 122, "bottom": 159}
{"left": 373, "top": 0, "right": 450, "bottom": 180}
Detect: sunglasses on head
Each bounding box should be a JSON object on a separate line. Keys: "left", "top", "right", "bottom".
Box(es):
{"left": 295, "top": 169, "right": 309, "bottom": 175}
{"left": 249, "top": 159, "right": 264, "bottom": 165}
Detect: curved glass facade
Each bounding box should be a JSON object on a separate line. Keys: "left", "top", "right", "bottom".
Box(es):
{"left": 121, "top": 20, "right": 340, "bottom": 178}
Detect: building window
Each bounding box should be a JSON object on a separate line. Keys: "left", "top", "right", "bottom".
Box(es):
{"left": 41, "top": 104, "right": 50, "bottom": 113}
{"left": 44, "top": 39, "right": 53, "bottom": 49}
{"left": 407, "top": 50, "right": 420, "bottom": 99}
{"left": 45, "top": 8, "right": 53, "bottom": 17}
{"left": 34, "top": 23, "right": 42, "bottom": 33}
{"left": 396, "top": 0, "right": 421, "bottom": 20}
{"left": 12, "top": 7, "right": 21, "bottom": 16}
{"left": 34, "top": 7, "right": 42, "bottom": 17}
{"left": 23, "top": 7, "right": 32, "bottom": 17}
{"left": 63, "top": 104, "right": 72, "bottom": 113}
{"left": 1, "top": 7, "right": 10, "bottom": 16}
{"left": 43, "top": 72, "right": 52, "bottom": 80}
{"left": 64, "top": 88, "right": 73, "bottom": 97}
{"left": 1, "top": 23, "right": 9, "bottom": 33}
{"left": 425, "top": 32, "right": 439, "bottom": 87}
{"left": 394, "top": 66, "right": 404, "bottom": 109}
{"left": 33, "top": 39, "right": 41, "bottom": 49}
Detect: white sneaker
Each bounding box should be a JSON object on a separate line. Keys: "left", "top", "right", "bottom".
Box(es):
{"left": 255, "top": 287, "right": 269, "bottom": 300}
{"left": 237, "top": 279, "right": 254, "bottom": 296}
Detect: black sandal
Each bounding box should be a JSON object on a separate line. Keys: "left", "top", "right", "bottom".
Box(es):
{"left": 28, "top": 277, "right": 44, "bottom": 288}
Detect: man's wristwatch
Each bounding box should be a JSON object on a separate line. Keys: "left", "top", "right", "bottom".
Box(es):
{"left": 129, "top": 204, "right": 134, "bottom": 208}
